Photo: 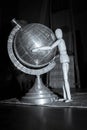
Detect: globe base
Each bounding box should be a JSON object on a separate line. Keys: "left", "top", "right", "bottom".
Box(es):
{"left": 20, "top": 75, "right": 58, "bottom": 105}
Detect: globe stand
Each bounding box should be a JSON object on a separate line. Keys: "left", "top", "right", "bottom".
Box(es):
{"left": 20, "top": 75, "right": 58, "bottom": 105}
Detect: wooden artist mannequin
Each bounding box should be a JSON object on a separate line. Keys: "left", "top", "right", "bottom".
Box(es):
{"left": 32, "top": 29, "right": 72, "bottom": 102}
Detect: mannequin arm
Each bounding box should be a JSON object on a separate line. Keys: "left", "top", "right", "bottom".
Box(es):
{"left": 32, "top": 40, "right": 61, "bottom": 52}
{"left": 32, "top": 46, "right": 52, "bottom": 52}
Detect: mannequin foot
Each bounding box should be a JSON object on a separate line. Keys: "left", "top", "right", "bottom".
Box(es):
{"left": 58, "top": 98, "right": 72, "bottom": 102}
{"left": 65, "top": 99, "right": 72, "bottom": 103}
{"left": 58, "top": 98, "right": 65, "bottom": 102}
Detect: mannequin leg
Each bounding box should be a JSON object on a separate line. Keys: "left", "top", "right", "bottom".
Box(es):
{"left": 62, "top": 63, "right": 72, "bottom": 102}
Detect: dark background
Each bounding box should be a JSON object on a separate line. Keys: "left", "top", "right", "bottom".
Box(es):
{"left": 0, "top": 0, "right": 87, "bottom": 99}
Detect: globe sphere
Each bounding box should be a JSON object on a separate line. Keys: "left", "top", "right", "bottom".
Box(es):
{"left": 13, "top": 23, "right": 57, "bottom": 68}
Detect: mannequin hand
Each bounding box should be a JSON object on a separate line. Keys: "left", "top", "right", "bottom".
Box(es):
{"left": 32, "top": 46, "right": 52, "bottom": 52}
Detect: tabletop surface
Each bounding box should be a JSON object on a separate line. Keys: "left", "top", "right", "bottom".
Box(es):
{"left": 0, "top": 103, "right": 87, "bottom": 130}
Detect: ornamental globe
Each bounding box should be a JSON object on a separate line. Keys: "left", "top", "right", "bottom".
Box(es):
{"left": 13, "top": 23, "right": 57, "bottom": 68}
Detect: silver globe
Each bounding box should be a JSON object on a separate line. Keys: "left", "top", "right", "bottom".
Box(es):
{"left": 7, "top": 22, "right": 58, "bottom": 105}
{"left": 13, "top": 23, "right": 57, "bottom": 68}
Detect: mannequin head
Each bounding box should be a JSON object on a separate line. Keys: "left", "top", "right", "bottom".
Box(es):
{"left": 55, "top": 29, "right": 63, "bottom": 39}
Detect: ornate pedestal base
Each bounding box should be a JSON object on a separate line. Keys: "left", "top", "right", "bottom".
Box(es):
{"left": 20, "top": 75, "right": 58, "bottom": 105}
